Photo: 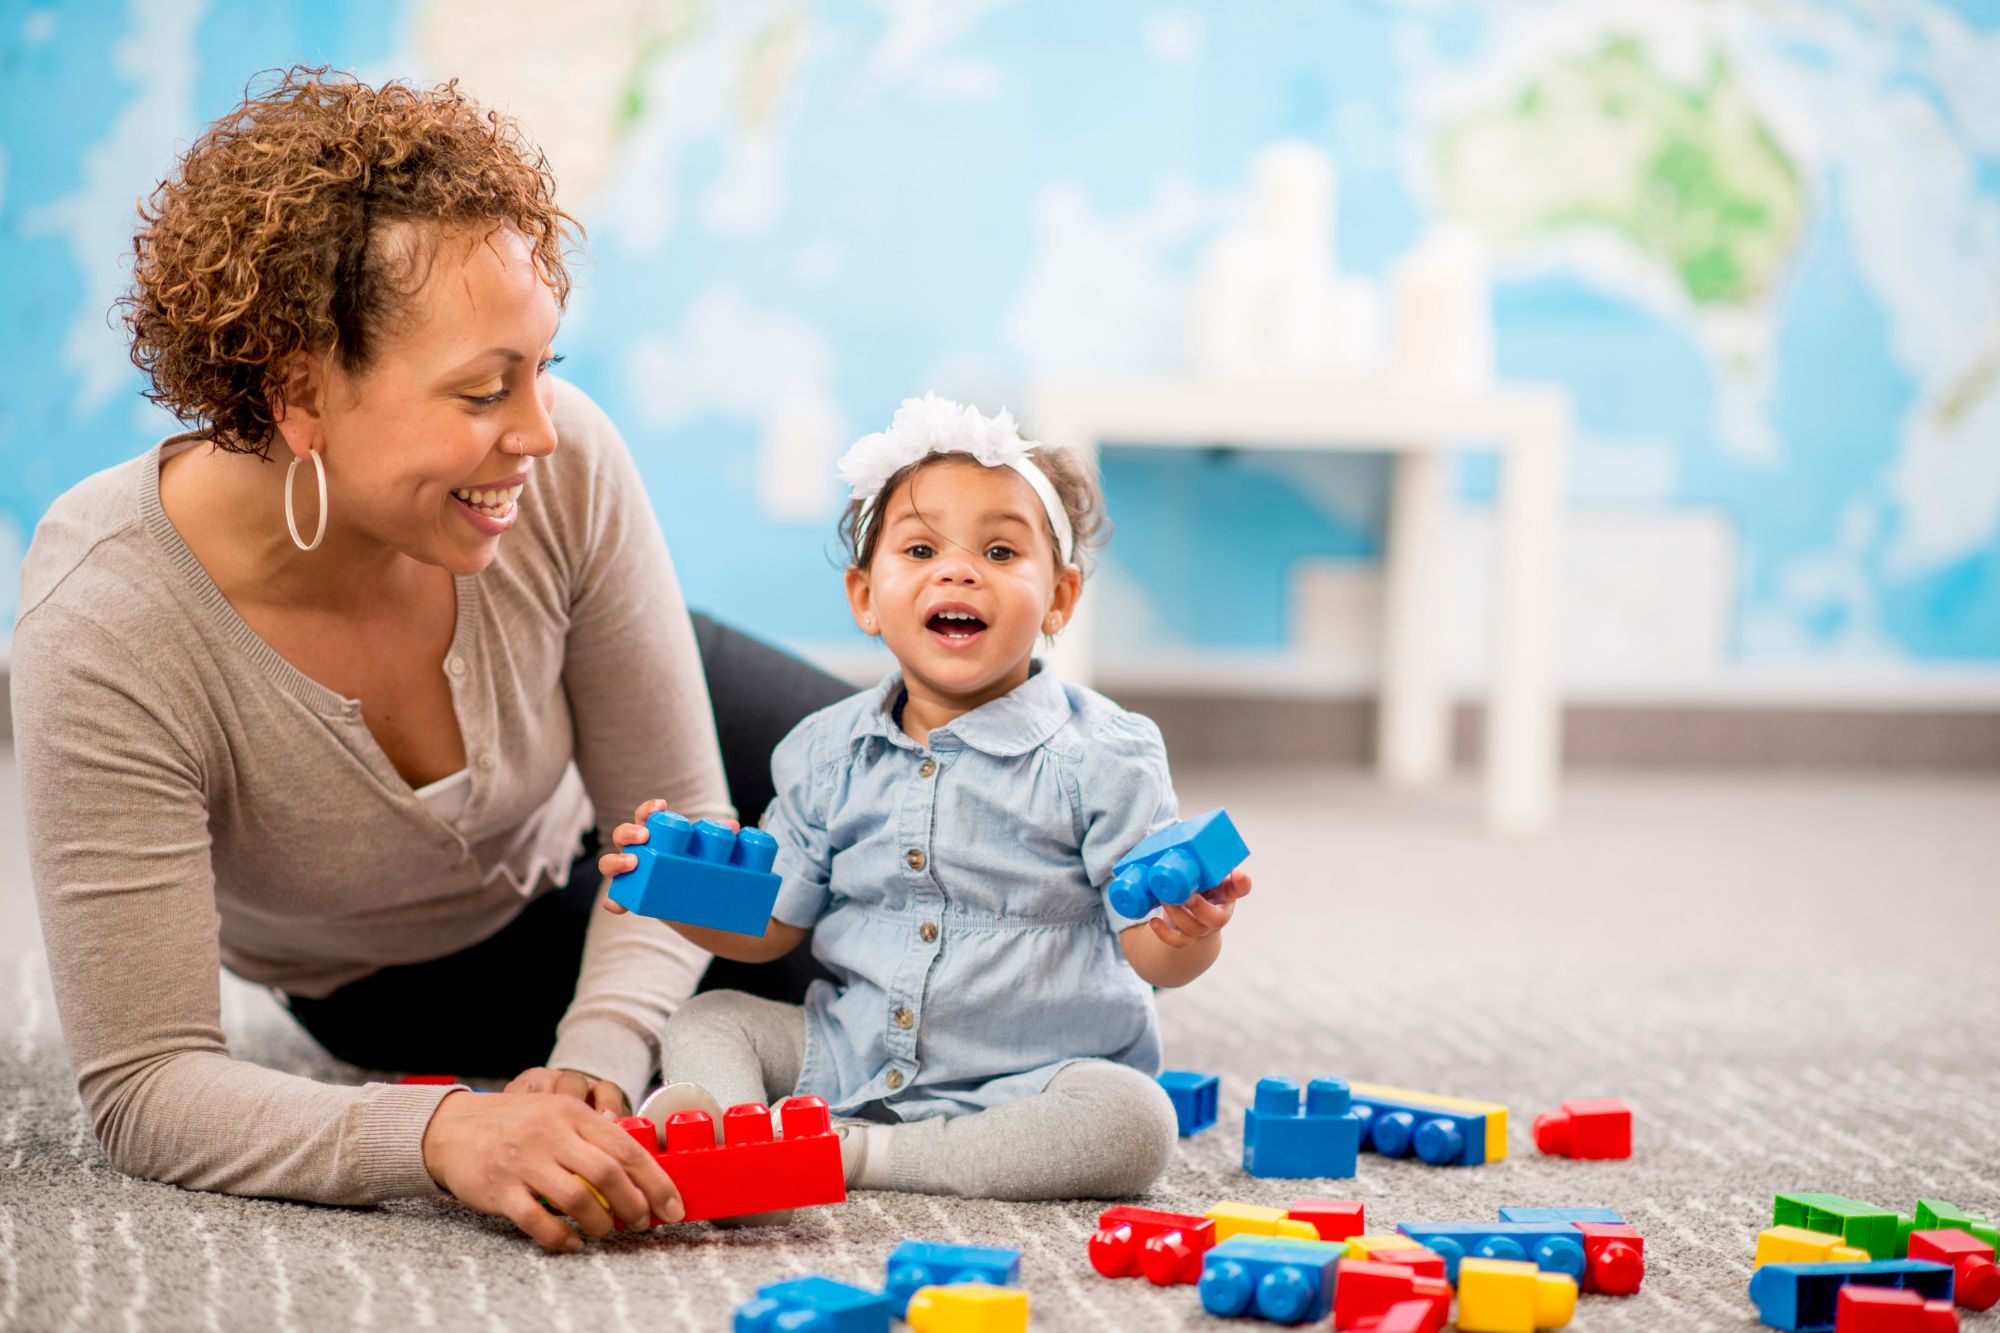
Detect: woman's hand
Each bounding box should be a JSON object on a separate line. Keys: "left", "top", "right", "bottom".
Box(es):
{"left": 1147, "top": 867, "right": 1252, "bottom": 948}
{"left": 597, "top": 800, "right": 740, "bottom": 916}
{"left": 421, "top": 1089, "right": 682, "bottom": 1253}
{"left": 505, "top": 1066, "right": 629, "bottom": 1117}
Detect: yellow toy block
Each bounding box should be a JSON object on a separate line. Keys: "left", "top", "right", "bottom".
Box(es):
{"left": 1754, "top": 1225, "right": 1871, "bottom": 1267}
{"left": 1346, "top": 1233, "right": 1438, "bottom": 1261}
{"left": 905, "top": 1283, "right": 1029, "bottom": 1333}
{"left": 1206, "top": 1201, "right": 1319, "bottom": 1243}
{"left": 1349, "top": 1081, "right": 1509, "bottom": 1164}
{"left": 1455, "top": 1258, "right": 1576, "bottom": 1332}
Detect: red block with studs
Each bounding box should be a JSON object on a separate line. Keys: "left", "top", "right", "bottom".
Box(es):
{"left": 1907, "top": 1228, "right": 2000, "bottom": 1311}
{"left": 616, "top": 1095, "right": 845, "bottom": 1224}
{"left": 1575, "top": 1221, "right": 1647, "bottom": 1295}
{"left": 1288, "top": 1200, "right": 1367, "bottom": 1242}
{"left": 1088, "top": 1205, "right": 1217, "bottom": 1285}
{"left": 1532, "top": 1097, "right": 1632, "bottom": 1159}
{"left": 1332, "top": 1259, "right": 1452, "bottom": 1331}
{"left": 1833, "top": 1284, "right": 1960, "bottom": 1332}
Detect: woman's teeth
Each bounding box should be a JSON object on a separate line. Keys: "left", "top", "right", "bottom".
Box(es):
{"left": 451, "top": 483, "right": 523, "bottom": 515}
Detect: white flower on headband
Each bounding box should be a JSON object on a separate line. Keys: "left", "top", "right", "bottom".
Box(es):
{"left": 838, "top": 393, "right": 1075, "bottom": 564}
{"left": 837, "top": 393, "right": 1031, "bottom": 501}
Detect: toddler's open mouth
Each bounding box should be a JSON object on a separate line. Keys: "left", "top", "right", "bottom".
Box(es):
{"left": 926, "top": 609, "right": 988, "bottom": 641}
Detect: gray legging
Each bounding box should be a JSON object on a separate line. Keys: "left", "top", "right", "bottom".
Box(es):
{"left": 662, "top": 990, "right": 1179, "bottom": 1200}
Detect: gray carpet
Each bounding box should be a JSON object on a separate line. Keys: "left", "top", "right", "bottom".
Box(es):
{"left": 3, "top": 752, "right": 1997, "bottom": 1331}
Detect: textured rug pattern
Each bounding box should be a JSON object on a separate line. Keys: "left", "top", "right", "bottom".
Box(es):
{"left": 3, "top": 760, "right": 1998, "bottom": 1331}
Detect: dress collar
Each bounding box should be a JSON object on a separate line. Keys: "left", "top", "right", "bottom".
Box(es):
{"left": 855, "top": 659, "right": 1070, "bottom": 757}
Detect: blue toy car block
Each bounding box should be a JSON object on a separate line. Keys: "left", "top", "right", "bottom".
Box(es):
{"left": 734, "top": 1276, "right": 892, "bottom": 1333}
{"left": 1197, "top": 1236, "right": 1343, "bottom": 1324}
{"left": 1394, "top": 1222, "right": 1591, "bottom": 1285}
{"left": 1108, "top": 808, "right": 1249, "bottom": 919}
{"left": 1498, "top": 1207, "right": 1627, "bottom": 1225}
{"left": 883, "top": 1240, "right": 1022, "bottom": 1318}
{"left": 1747, "top": 1260, "right": 1954, "bottom": 1332}
{"left": 1242, "top": 1077, "right": 1363, "bottom": 1179}
{"left": 1347, "top": 1083, "right": 1503, "bottom": 1166}
{"left": 607, "top": 810, "right": 782, "bottom": 936}
{"left": 1159, "top": 1070, "right": 1220, "bottom": 1136}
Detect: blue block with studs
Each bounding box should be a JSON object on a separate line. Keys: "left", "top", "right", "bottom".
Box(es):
{"left": 734, "top": 1276, "right": 892, "bottom": 1333}
{"left": 1241, "top": 1076, "right": 1363, "bottom": 1179}
{"left": 1107, "top": 808, "right": 1249, "bottom": 919}
{"left": 607, "top": 810, "right": 782, "bottom": 936}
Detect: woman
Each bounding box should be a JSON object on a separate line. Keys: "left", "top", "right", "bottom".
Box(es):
{"left": 10, "top": 68, "right": 844, "bottom": 1253}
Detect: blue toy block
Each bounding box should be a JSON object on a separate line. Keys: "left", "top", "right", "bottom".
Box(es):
{"left": 1498, "top": 1207, "right": 1627, "bottom": 1225}
{"left": 734, "top": 1276, "right": 892, "bottom": 1333}
{"left": 1241, "top": 1077, "right": 1363, "bottom": 1179}
{"left": 1394, "top": 1222, "right": 1592, "bottom": 1285}
{"left": 1747, "top": 1260, "right": 1954, "bottom": 1332}
{"left": 1159, "top": 1070, "right": 1220, "bottom": 1136}
{"left": 1108, "top": 808, "right": 1249, "bottom": 919}
{"left": 1197, "top": 1236, "right": 1343, "bottom": 1324}
{"left": 883, "top": 1240, "right": 1021, "bottom": 1318}
{"left": 1348, "top": 1085, "right": 1496, "bottom": 1166}
{"left": 607, "top": 810, "right": 781, "bottom": 936}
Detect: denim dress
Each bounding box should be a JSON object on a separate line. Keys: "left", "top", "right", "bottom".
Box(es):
{"left": 766, "top": 662, "right": 1176, "bottom": 1120}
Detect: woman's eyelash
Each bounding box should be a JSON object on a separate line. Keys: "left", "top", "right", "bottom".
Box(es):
{"left": 463, "top": 354, "right": 566, "bottom": 407}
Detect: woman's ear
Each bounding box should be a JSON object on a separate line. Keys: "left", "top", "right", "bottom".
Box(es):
{"left": 267, "top": 351, "right": 327, "bottom": 462}
{"left": 845, "top": 565, "right": 880, "bottom": 636}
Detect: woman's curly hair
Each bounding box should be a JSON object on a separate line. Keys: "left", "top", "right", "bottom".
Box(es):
{"left": 122, "top": 65, "right": 581, "bottom": 456}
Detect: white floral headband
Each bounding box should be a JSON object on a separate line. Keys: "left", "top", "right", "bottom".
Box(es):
{"left": 838, "top": 393, "right": 1075, "bottom": 564}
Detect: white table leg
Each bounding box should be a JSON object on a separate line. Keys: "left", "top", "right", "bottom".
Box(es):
{"left": 1486, "top": 406, "right": 1568, "bottom": 834}
{"left": 1378, "top": 448, "right": 1454, "bottom": 787}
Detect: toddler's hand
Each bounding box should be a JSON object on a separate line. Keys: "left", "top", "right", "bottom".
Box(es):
{"left": 1148, "top": 868, "right": 1251, "bottom": 948}
{"left": 597, "top": 800, "right": 740, "bottom": 915}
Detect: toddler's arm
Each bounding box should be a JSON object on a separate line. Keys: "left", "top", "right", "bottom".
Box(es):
{"left": 595, "top": 799, "right": 807, "bottom": 963}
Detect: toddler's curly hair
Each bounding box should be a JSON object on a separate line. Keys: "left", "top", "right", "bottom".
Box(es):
{"left": 121, "top": 65, "right": 581, "bottom": 456}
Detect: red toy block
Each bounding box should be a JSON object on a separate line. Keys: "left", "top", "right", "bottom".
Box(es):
{"left": 397, "top": 1074, "right": 460, "bottom": 1085}
{"left": 616, "top": 1096, "right": 845, "bottom": 1224}
{"left": 1908, "top": 1228, "right": 2000, "bottom": 1310}
{"left": 1089, "top": 1206, "right": 1217, "bottom": 1285}
{"left": 1288, "top": 1199, "right": 1366, "bottom": 1242}
{"left": 1332, "top": 1259, "right": 1452, "bottom": 1331}
{"left": 1532, "top": 1097, "right": 1632, "bottom": 1159}
{"left": 1834, "top": 1284, "right": 1959, "bottom": 1332}
{"left": 1575, "top": 1221, "right": 1646, "bottom": 1295}
{"left": 1351, "top": 1298, "right": 1448, "bottom": 1333}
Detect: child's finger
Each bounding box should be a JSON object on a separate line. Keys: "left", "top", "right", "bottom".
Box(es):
{"left": 1149, "top": 914, "right": 1191, "bottom": 948}
{"left": 631, "top": 798, "right": 670, "bottom": 824}
{"left": 612, "top": 822, "right": 648, "bottom": 850}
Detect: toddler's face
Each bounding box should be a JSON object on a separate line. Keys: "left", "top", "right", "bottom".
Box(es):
{"left": 847, "top": 458, "right": 1079, "bottom": 709}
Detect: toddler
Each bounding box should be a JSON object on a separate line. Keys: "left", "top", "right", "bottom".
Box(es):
{"left": 601, "top": 395, "right": 1250, "bottom": 1202}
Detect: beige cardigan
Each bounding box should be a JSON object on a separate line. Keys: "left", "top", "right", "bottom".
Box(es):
{"left": 11, "top": 379, "right": 728, "bottom": 1204}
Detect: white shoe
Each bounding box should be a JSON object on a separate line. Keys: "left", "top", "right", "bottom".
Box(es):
{"left": 638, "top": 1081, "right": 724, "bottom": 1140}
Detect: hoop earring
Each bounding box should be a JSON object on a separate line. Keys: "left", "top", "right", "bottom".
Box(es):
{"left": 285, "top": 450, "right": 327, "bottom": 552}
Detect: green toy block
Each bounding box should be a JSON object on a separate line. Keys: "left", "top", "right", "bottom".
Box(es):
{"left": 1773, "top": 1193, "right": 1909, "bottom": 1260}
{"left": 1915, "top": 1199, "right": 2000, "bottom": 1250}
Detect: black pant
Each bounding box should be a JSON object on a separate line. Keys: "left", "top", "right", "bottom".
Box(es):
{"left": 285, "top": 614, "right": 850, "bottom": 1078}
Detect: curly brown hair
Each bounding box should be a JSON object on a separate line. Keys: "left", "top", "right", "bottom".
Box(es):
{"left": 837, "top": 440, "right": 1109, "bottom": 579}
{"left": 121, "top": 65, "right": 581, "bottom": 456}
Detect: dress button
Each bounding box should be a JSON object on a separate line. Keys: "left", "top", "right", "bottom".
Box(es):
{"left": 885, "top": 1069, "right": 905, "bottom": 1090}
{"left": 918, "top": 759, "right": 937, "bottom": 778}
{"left": 475, "top": 752, "right": 496, "bottom": 770}
{"left": 905, "top": 848, "right": 926, "bottom": 870}
{"left": 446, "top": 656, "right": 467, "bottom": 678}
{"left": 893, "top": 1006, "right": 914, "bottom": 1030}
{"left": 919, "top": 921, "right": 938, "bottom": 943}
